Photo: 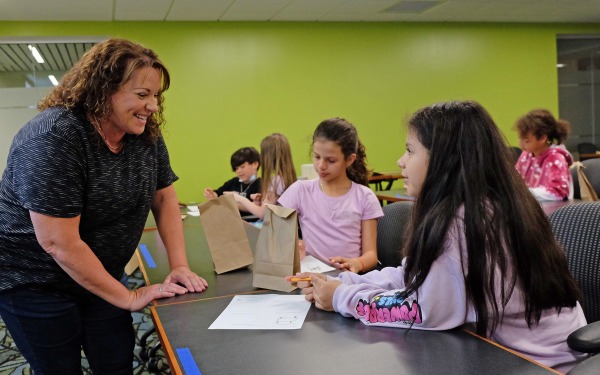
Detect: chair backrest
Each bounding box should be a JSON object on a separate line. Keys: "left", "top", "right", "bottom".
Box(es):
{"left": 572, "top": 159, "right": 600, "bottom": 199}
{"left": 548, "top": 202, "right": 600, "bottom": 323}
{"left": 376, "top": 201, "right": 414, "bottom": 268}
{"left": 509, "top": 146, "right": 522, "bottom": 164}
{"left": 578, "top": 142, "right": 599, "bottom": 155}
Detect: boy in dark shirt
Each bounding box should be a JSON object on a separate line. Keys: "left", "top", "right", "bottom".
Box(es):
{"left": 203, "top": 147, "right": 261, "bottom": 216}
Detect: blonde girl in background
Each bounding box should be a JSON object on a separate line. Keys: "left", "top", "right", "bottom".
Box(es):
{"left": 228, "top": 133, "right": 297, "bottom": 219}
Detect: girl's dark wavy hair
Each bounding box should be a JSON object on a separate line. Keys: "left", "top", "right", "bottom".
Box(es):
{"left": 313, "top": 117, "right": 370, "bottom": 186}
{"left": 400, "top": 100, "right": 580, "bottom": 336}
{"left": 38, "top": 38, "right": 170, "bottom": 142}
{"left": 514, "top": 109, "right": 571, "bottom": 145}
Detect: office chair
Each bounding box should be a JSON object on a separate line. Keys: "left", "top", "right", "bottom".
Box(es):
{"left": 376, "top": 201, "right": 413, "bottom": 268}
{"left": 139, "top": 327, "right": 164, "bottom": 372}
{"left": 548, "top": 202, "right": 600, "bottom": 374}
{"left": 577, "top": 142, "right": 599, "bottom": 156}
{"left": 509, "top": 146, "right": 523, "bottom": 164}
{"left": 571, "top": 159, "right": 600, "bottom": 200}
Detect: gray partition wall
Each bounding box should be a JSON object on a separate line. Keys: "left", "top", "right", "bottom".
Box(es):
{"left": 557, "top": 35, "right": 600, "bottom": 158}
{"left": 0, "top": 38, "right": 98, "bottom": 174}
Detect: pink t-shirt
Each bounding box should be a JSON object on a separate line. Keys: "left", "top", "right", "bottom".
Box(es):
{"left": 278, "top": 179, "right": 383, "bottom": 260}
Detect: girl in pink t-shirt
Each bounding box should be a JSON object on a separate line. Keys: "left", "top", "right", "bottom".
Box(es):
{"left": 514, "top": 109, "right": 573, "bottom": 201}
{"left": 279, "top": 118, "right": 383, "bottom": 273}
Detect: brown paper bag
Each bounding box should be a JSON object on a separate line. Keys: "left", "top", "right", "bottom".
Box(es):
{"left": 253, "top": 204, "right": 300, "bottom": 292}
{"left": 573, "top": 162, "right": 599, "bottom": 201}
{"left": 199, "top": 195, "right": 254, "bottom": 274}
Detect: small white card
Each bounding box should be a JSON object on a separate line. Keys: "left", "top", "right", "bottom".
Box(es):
{"left": 301, "top": 255, "right": 336, "bottom": 273}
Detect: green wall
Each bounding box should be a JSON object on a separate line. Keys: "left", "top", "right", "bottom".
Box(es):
{"left": 2, "top": 21, "right": 599, "bottom": 202}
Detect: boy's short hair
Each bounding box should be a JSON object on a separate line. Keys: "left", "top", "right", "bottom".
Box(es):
{"left": 230, "top": 147, "right": 260, "bottom": 171}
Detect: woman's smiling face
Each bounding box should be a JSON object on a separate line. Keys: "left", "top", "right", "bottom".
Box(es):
{"left": 108, "top": 66, "right": 161, "bottom": 135}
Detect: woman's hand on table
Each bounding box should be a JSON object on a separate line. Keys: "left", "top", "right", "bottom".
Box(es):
{"left": 128, "top": 276, "right": 189, "bottom": 311}
{"left": 167, "top": 265, "right": 208, "bottom": 293}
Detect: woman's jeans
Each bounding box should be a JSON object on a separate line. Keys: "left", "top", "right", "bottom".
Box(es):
{"left": 0, "top": 287, "right": 134, "bottom": 375}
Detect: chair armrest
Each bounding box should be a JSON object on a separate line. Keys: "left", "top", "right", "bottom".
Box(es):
{"left": 567, "top": 321, "right": 600, "bottom": 353}
{"left": 567, "top": 353, "right": 600, "bottom": 375}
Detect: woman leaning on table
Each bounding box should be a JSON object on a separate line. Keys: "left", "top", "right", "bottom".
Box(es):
{"left": 0, "top": 38, "right": 207, "bottom": 374}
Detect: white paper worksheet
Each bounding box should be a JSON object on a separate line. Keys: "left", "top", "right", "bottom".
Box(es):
{"left": 208, "top": 294, "right": 311, "bottom": 330}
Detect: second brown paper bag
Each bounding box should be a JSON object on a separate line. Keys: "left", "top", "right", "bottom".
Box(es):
{"left": 253, "top": 204, "right": 300, "bottom": 292}
{"left": 199, "top": 195, "right": 254, "bottom": 274}
{"left": 572, "top": 161, "right": 599, "bottom": 201}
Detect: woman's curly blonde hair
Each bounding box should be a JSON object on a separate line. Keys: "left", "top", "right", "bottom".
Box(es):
{"left": 38, "top": 38, "right": 170, "bottom": 142}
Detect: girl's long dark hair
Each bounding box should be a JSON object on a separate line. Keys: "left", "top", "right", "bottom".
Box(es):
{"left": 514, "top": 109, "right": 571, "bottom": 145}
{"left": 401, "top": 101, "right": 580, "bottom": 336}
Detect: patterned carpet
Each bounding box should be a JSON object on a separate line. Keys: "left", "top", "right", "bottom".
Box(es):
{"left": 0, "top": 269, "right": 170, "bottom": 374}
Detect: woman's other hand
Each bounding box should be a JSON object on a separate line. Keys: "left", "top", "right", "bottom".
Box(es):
{"left": 127, "top": 276, "right": 188, "bottom": 311}
{"left": 167, "top": 266, "right": 208, "bottom": 293}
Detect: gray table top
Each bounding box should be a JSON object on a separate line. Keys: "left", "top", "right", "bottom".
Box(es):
{"left": 139, "top": 211, "right": 557, "bottom": 375}
{"left": 152, "top": 293, "right": 556, "bottom": 375}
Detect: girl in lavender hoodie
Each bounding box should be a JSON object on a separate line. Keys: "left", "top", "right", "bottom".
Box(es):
{"left": 287, "top": 101, "right": 587, "bottom": 373}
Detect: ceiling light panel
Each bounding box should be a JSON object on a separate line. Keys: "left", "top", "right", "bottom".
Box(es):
{"left": 0, "top": 43, "right": 95, "bottom": 73}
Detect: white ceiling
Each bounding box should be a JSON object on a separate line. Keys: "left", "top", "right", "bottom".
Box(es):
{"left": 0, "top": 0, "right": 599, "bottom": 23}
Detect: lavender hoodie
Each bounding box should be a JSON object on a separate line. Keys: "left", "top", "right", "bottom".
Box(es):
{"left": 331, "top": 210, "right": 587, "bottom": 373}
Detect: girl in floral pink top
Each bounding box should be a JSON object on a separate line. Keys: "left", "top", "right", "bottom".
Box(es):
{"left": 515, "top": 109, "right": 573, "bottom": 201}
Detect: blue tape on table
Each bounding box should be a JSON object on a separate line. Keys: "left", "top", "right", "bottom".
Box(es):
{"left": 138, "top": 244, "right": 157, "bottom": 268}
{"left": 176, "top": 348, "right": 202, "bottom": 375}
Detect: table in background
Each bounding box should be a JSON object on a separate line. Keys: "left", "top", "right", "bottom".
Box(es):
{"left": 374, "top": 192, "right": 582, "bottom": 215}
{"left": 579, "top": 152, "right": 600, "bottom": 161}
{"left": 374, "top": 188, "right": 415, "bottom": 205}
{"left": 368, "top": 171, "right": 403, "bottom": 191}
{"left": 138, "top": 215, "right": 558, "bottom": 375}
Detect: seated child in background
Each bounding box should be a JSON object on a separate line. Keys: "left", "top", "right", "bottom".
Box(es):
{"left": 203, "top": 147, "right": 262, "bottom": 215}
{"left": 228, "top": 133, "right": 297, "bottom": 220}
{"left": 287, "top": 101, "right": 586, "bottom": 373}
{"left": 278, "top": 118, "right": 383, "bottom": 273}
{"left": 514, "top": 109, "right": 573, "bottom": 201}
